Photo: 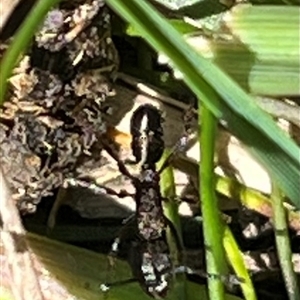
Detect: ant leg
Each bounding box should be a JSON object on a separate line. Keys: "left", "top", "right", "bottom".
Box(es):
{"left": 47, "top": 187, "right": 67, "bottom": 232}
{"left": 190, "top": 267, "right": 245, "bottom": 286}
{"left": 157, "top": 130, "right": 190, "bottom": 174}
{"left": 161, "top": 195, "right": 197, "bottom": 205}
{"left": 47, "top": 178, "right": 134, "bottom": 232}
{"left": 100, "top": 278, "right": 137, "bottom": 294}
{"left": 158, "top": 105, "right": 196, "bottom": 175}
{"left": 102, "top": 139, "right": 136, "bottom": 181}
{"left": 174, "top": 266, "right": 245, "bottom": 286}
{"left": 63, "top": 178, "right": 135, "bottom": 198}
{"left": 107, "top": 215, "right": 136, "bottom": 267}
{"left": 164, "top": 217, "right": 185, "bottom": 268}
{"left": 164, "top": 217, "right": 183, "bottom": 249}
{"left": 103, "top": 217, "right": 136, "bottom": 292}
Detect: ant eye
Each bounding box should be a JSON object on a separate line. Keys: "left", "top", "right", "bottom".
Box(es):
{"left": 140, "top": 136, "right": 146, "bottom": 141}
{"left": 138, "top": 135, "right": 147, "bottom": 146}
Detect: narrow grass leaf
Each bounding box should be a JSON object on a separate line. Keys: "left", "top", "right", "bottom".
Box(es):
{"left": 271, "top": 184, "right": 300, "bottom": 300}
{"left": 200, "top": 105, "right": 227, "bottom": 300}
{"left": 0, "top": 0, "right": 61, "bottom": 103}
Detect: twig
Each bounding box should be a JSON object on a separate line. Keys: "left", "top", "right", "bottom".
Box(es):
{"left": 117, "top": 72, "right": 300, "bottom": 127}
{"left": 117, "top": 72, "right": 195, "bottom": 112}
{"left": 0, "top": 0, "right": 22, "bottom": 32}
{"left": 0, "top": 167, "right": 44, "bottom": 300}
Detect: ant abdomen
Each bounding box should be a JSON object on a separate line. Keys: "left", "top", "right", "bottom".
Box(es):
{"left": 127, "top": 238, "right": 172, "bottom": 299}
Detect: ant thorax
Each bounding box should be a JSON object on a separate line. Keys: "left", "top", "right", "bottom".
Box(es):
{"left": 137, "top": 167, "right": 165, "bottom": 240}
{"left": 139, "top": 165, "right": 157, "bottom": 182}
{"left": 137, "top": 190, "right": 165, "bottom": 240}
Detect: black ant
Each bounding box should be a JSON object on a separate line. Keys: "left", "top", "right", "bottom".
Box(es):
{"left": 98, "top": 104, "right": 184, "bottom": 298}
{"left": 65, "top": 104, "right": 243, "bottom": 298}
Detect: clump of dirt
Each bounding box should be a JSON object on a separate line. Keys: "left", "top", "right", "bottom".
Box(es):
{"left": 0, "top": 0, "right": 119, "bottom": 213}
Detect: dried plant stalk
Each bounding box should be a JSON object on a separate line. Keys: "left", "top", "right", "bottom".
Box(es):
{"left": 0, "top": 168, "right": 44, "bottom": 300}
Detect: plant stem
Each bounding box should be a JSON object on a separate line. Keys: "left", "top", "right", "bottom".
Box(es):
{"left": 272, "top": 183, "right": 300, "bottom": 300}
{"left": 200, "top": 104, "right": 226, "bottom": 300}
{"left": 223, "top": 227, "right": 257, "bottom": 300}
{"left": 159, "top": 150, "right": 187, "bottom": 299}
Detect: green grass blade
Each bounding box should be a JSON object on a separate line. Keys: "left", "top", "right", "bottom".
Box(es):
{"left": 223, "top": 227, "right": 257, "bottom": 300}
{"left": 159, "top": 150, "right": 183, "bottom": 244}
{"left": 200, "top": 106, "right": 256, "bottom": 300}
{"left": 200, "top": 105, "right": 227, "bottom": 300}
{"left": 271, "top": 184, "right": 300, "bottom": 300}
{"left": 186, "top": 5, "right": 300, "bottom": 96}
{"left": 131, "top": 6, "right": 300, "bottom": 96}
{"left": 106, "top": 0, "right": 300, "bottom": 208}
{"left": 159, "top": 150, "right": 187, "bottom": 299}
{"left": 0, "top": 0, "right": 61, "bottom": 103}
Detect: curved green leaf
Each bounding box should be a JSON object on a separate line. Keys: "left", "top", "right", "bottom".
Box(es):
{"left": 27, "top": 233, "right": 243, "bottom": 300}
